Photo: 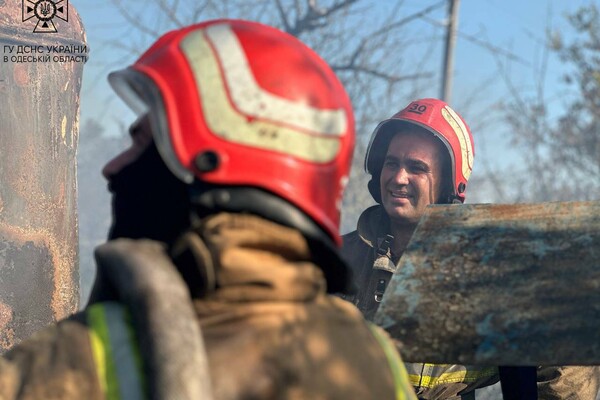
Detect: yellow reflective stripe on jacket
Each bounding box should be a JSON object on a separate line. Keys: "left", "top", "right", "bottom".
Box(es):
{"left": 406, "top": 363, "right": 498, "bottom": 388}
{"left": 88, "top": 302, "right": 145, "bottom": 400}
{"left": 368, "top": 323, "right": 418, "bottom": 400}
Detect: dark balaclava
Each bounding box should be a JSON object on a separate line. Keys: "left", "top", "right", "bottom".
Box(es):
{"left": 106, "top": 140, "right": 192, "bottom": 245}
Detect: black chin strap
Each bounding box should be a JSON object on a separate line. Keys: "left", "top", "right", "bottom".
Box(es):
{"left": 447, "top": 195, "right": 463, "bottom": 205}
{"left": 368, "top": 177, "right": 382, "bottom": 203}
{"left": 169, "top": 230, "right": 217, "bottom": 299}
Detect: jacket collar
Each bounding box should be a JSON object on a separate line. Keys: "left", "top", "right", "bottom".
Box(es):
{"left": 356, "top": 206, "right": 399, "bottom": 271}
{"left": 356, "top": 205, "right": 391, "bottom": 248}
{"left": 195, "top": 213, "right": 327, "bottom": 302}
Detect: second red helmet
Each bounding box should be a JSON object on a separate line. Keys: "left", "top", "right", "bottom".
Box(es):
{"left": 365, "top": 98, "right": 475, "bottom": 203}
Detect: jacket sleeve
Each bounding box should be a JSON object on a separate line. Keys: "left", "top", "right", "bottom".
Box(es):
{"left": 0, "top": 315, "right": 105, "bottom": 400}
{"left": 537, "top": 366, "right": 600, "bottom": 400}
{"left": 0, "top": 356, "right": 19, "bottom": 399}
{"left": 405, "top": 363, "right": 499, "bottom": 400}
{"left": 409, "top": 365, "right": 600, "bottom": 399}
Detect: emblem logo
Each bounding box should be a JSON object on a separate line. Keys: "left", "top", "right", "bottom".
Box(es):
{"left": 22, "top": 0, "right": 68, "bottom": 33}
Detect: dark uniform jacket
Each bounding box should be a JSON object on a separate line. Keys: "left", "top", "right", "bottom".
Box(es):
{"left": 0, "top": 213, "right": 418, "bottom": 400}
{"left": 339, "top": 205, "right": 600, "bottom": 400}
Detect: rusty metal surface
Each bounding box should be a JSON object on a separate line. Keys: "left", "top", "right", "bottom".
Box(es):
{"left": 375, "top": 201, "right": 600, "bottom": 366}
{"left": 0, "top": 0, "right": 86, "bottom": 352}
{"left": 0, "top": 0, "right": 85, "bottom": 44}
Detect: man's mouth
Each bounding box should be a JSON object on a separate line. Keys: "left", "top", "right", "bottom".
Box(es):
{"left": 389, "top": 190, "right": 411, "bottom": 199}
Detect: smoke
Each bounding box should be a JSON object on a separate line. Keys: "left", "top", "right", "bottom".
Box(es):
{"left": 77, "top": 119, "right": 129, "bottom": 305}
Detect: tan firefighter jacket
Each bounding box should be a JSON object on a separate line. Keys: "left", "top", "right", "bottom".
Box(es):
{"left": 338, "top": 205, "right": 600, "bottom": 400}
{"left": 0, "top": 213, "right": 418, "bottom": 400}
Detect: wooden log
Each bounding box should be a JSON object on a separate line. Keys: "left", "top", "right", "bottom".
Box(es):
{"left": 374, "top": 201, "right": 600, "bottom": 365}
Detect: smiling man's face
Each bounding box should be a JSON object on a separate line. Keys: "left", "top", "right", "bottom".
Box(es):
{"left": 379, "top": 130, "right": 445, "bottom": 226}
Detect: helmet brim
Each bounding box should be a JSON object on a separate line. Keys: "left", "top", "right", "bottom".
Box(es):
{"left": 108, "top": 68, "right": 195, "bottom": 184}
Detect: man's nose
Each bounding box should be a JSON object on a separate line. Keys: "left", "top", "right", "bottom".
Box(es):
{"left": 393, "top": 167, "right": 409, "bottom": 185}
{"left": 101, "top": 148, "right": 140, "bottom": 180}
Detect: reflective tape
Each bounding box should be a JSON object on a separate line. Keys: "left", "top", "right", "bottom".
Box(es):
{"left": 406, "top": 362, "right": 498, "bottom": 388}
{"left": 368, "top": 323, "right": 418, "bottom": 400}
{"left": 180, "top": 25, "right": 344, "bottom": 163}
{"left": 88, "top": 302, "right": 145, "bottom": 400}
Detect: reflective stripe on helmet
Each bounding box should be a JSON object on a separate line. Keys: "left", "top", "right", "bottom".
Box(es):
{"left": 441, "top": 106, "right": 474, "bottom": 181}
{"left": 88, "top": 302, "right": 145, "bottom": 400}
{"left": 368, "top": 323, "right": 418, "bottom": 400}
{"left": 205, "top": 24, "right": 347, "bottom": 136}
{"left": 180, "top": 25, "right": 345, "bottom": 163}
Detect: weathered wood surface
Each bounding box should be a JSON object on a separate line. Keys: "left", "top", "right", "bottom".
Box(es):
{"left": 375, "top": 201, "right": 600, "bottom": 365}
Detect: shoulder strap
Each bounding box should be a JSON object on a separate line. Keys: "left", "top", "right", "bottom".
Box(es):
{"left": 91, "top": 239, "right": 213, "bottom": 400}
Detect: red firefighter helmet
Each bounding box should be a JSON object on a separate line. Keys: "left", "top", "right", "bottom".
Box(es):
{"left": 365, "top": 98, "right": 475, "bottom": 203}
{"left": 107, "top": 19, "right": 354, "bottom": 246}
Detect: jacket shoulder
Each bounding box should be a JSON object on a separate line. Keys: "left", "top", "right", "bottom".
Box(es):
{"left": 341, "top": 229, "right": 362, "bottom": 251}
{"left": 1, "top": 302, "right": 145, "bottom": 400}
{"left": 1, "top": 311, "right": 103, "bottom": 399}
{"left": 341, "top": 230, "right": 369, "bottom": 260}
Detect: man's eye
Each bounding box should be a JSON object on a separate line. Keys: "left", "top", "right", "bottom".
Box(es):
{"left": 411, "top": 165, "right": 428, "bottom": 173}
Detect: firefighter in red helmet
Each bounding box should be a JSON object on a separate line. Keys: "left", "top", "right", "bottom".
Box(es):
{"left": 342, "top": 98, "right": 475, "bottom": 321}
{"left": 0, "top": 20, "right": 417, "bottom": 399}
{"left": 339, "top": 98, "right": 600, "bottom": 399}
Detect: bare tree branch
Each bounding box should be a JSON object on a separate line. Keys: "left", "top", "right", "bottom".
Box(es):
{"left": 157, "top": 0, "right": 185, "bottom": 28}
{"left": 368, "top": 0, "right": 445, "bottom": 41}
{"left": 333, "top": 67, "right": 431, "bottom": 83}
{"left": 272, "top": 0, "right": 291, "bottom": 32}
{"left": 287, "top": 0, "right": 359, "bottom": 36}
{"left": 110, "top": 0, "right": 160, "bottom": 37}
{"left": 421, "top": 15, "right": 531, "bottom": 67}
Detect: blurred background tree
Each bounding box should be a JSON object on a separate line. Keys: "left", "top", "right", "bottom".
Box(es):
{"left": 489, "top": 4, "right": 600, "bottom": 202}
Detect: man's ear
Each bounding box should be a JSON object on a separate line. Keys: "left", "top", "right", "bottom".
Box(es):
{"left": 368, "top": 177, "right": 381, "bottom": 204}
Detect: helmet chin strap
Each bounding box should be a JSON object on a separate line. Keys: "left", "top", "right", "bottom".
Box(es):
{"left": 367, "top": 177, "right": 382, "bottom": 204}
{"left": 447, "top": 195, "right": 463, "bottom": 205}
